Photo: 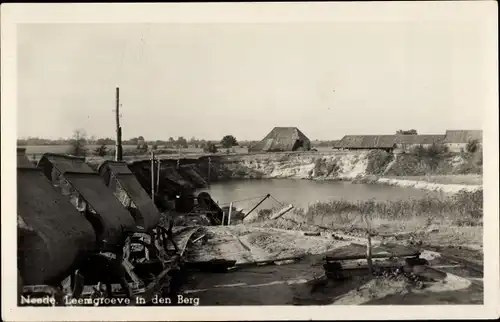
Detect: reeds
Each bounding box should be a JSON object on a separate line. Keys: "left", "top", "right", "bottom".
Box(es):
{"left": 253, "top": 190, "right": 483, "bottom": 231}
{"left": 302, "top": 190, "right": 482, "bottom": 223}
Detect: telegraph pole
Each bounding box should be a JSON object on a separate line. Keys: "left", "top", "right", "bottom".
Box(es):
{"left": 207, "top": 156, "right": 211, "bottom": 186}
{"left": 115, "top": 87, "right": 123, "bottom": 161}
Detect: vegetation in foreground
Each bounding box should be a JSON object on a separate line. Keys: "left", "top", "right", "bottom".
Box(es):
{"left": 251, "top": 190, "right": 483, "bottom": 246}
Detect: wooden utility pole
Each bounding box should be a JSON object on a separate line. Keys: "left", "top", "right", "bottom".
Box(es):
{"left": 151, "top": 151, "right": 155, "bottom": 203}
{"left": 156, "top": 158, "right": 161, "bottom": 194}
{"left": 207, "top": 157, "right": 211, "bottom": 186}
{"left": 115, "top": 87, "right": 123, "bottom": 161}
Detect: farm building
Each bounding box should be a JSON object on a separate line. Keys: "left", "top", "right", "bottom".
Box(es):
{"left": 442, "top": 130, "right": 482, "bottom": 152}
{"left": 331, "top": 140, "right": 341, "bottom": 150}
{"left": 336, "top": 134, "right": 445, "bottom": 153}
{"left": 393, "top": 135, "right": 445, "bottom": 153}
{"left": 336, "top": 135, "right": 398, "bottom": 152}
{"left": 250, "top": 127, "right": 311, "bottom": 152}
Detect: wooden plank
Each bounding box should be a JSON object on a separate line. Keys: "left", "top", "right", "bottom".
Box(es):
{"left": 325, "top": 243, "right": 420, "bottom": 261}
{"left": 270, "top": 204, "right": 294, "bottom": 220}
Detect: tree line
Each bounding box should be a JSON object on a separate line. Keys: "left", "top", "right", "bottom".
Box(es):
{"left": 18, "top": 133, "right": 253, "bottom": 148}
{"left": 18, "top": 130, "right": 256, "bottom": 157}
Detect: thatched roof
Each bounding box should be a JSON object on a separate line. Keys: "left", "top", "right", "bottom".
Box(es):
{"left": 337, "top": 134, "right": 445, "bottom": 149}
{"left": 337, "top": 135, "right": 398, "bottom": 149}
{"left": 443, "top": 130, "right": 482, "bottom": 143}
{"left": 395, "top": 135, "right": 445, "bottom": 145}
{"left": 251, "top": 127, "right": 311, "bottom": 152}
{"left": 331, "top": 140, "right": 341, "bottom": 148}
{"left": 17, "top": 167, "right": 96, "bottom": 285}
{"left": 98, "top": 161, "right": 161, "bottom": 231}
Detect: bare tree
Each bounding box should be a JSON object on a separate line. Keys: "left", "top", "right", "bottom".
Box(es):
{"left": 69, "top": 129, "right": 87, "bottom": 156}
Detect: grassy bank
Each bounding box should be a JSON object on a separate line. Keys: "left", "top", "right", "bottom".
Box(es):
{"left": 216, "top": 147, "right": 483, "bottom": 184}
{"left": 251, "top": 189, "right": 483, "bottom": 246}
{"left": 383, "top": 149, "right": 482, "bottom": 176}
{"left": 381, "top": 175, "right": 483, "bottom": 185}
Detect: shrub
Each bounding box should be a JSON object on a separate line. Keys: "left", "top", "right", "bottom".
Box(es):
{"left": 466, "top": 139, "right": 480, "bottom": 153}
{"left": 366, "top": 150, "right": 394, "bottom": 175}
{"left": 203, "top": 143, "right": 218, "bottom": 153}
{"left": 475, "top": 149, "right": 483, "bottom": 166}
{"left": 136, "top": 143, "right": 148, "bottom": 153}
{"left": 94, "top": 144, "right": 108, "bottom": 157}
{"left": 426, "top": 143, "right": 449, "bottom": 156}
{"left": 410, "top": 145, "right": 426, "bottom": 158}
{"left": 313, "top": 158, "right": 325, "bottom": 177}
{"left": 326, "top": 160, "right": 341, "bottom": 177}
{"left": 388, "top": 143, "right": 453, "bottom": 176}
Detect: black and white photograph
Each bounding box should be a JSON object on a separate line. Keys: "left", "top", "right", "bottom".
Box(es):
{"left": 1, "top": 2, "right": 499, "bottom": 321}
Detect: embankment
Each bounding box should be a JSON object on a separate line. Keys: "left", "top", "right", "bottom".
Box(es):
{"left": 83, "top": 148, "right": 482, "bottom": 195}
{"left": 212, "top": 150, "right": 483, "bottom": 194}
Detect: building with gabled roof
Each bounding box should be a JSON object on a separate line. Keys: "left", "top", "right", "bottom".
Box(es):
{"left": 250, "top": 127, "right": 311, "bottom": 152}
{"left": 443, "top": 130, "right": 482, "bottom": 152}
{"left": 336, "top": 134, "right": 445, "bottom": 152}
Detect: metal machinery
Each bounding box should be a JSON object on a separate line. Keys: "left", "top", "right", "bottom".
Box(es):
{"left": 17, "top": 153, "right": 202, "bottom": 306}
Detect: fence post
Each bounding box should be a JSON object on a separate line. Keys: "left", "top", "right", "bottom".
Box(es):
{"left": 228, "top": 202, "right": 233, "bottom": 226}
{"left": 362, "top": 214, "right": 373, "bottom": 274}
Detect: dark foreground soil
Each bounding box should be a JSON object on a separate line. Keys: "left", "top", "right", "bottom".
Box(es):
{"left": 179, "top": 225, "right": 483, "bottom": 305}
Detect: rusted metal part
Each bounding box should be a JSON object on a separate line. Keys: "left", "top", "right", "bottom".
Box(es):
{"left": 121, "top": 257, "right": 182, "bottom": 305}
{"left": 197, "top": 192, "right": 224, "bottom": 225}
{"left": 172, "top": 226, "right": 204, "bottom": 257}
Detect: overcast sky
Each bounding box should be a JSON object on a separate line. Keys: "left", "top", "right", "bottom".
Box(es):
{"left": 17, "top": 20, "right": 487, "bottom": 141}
